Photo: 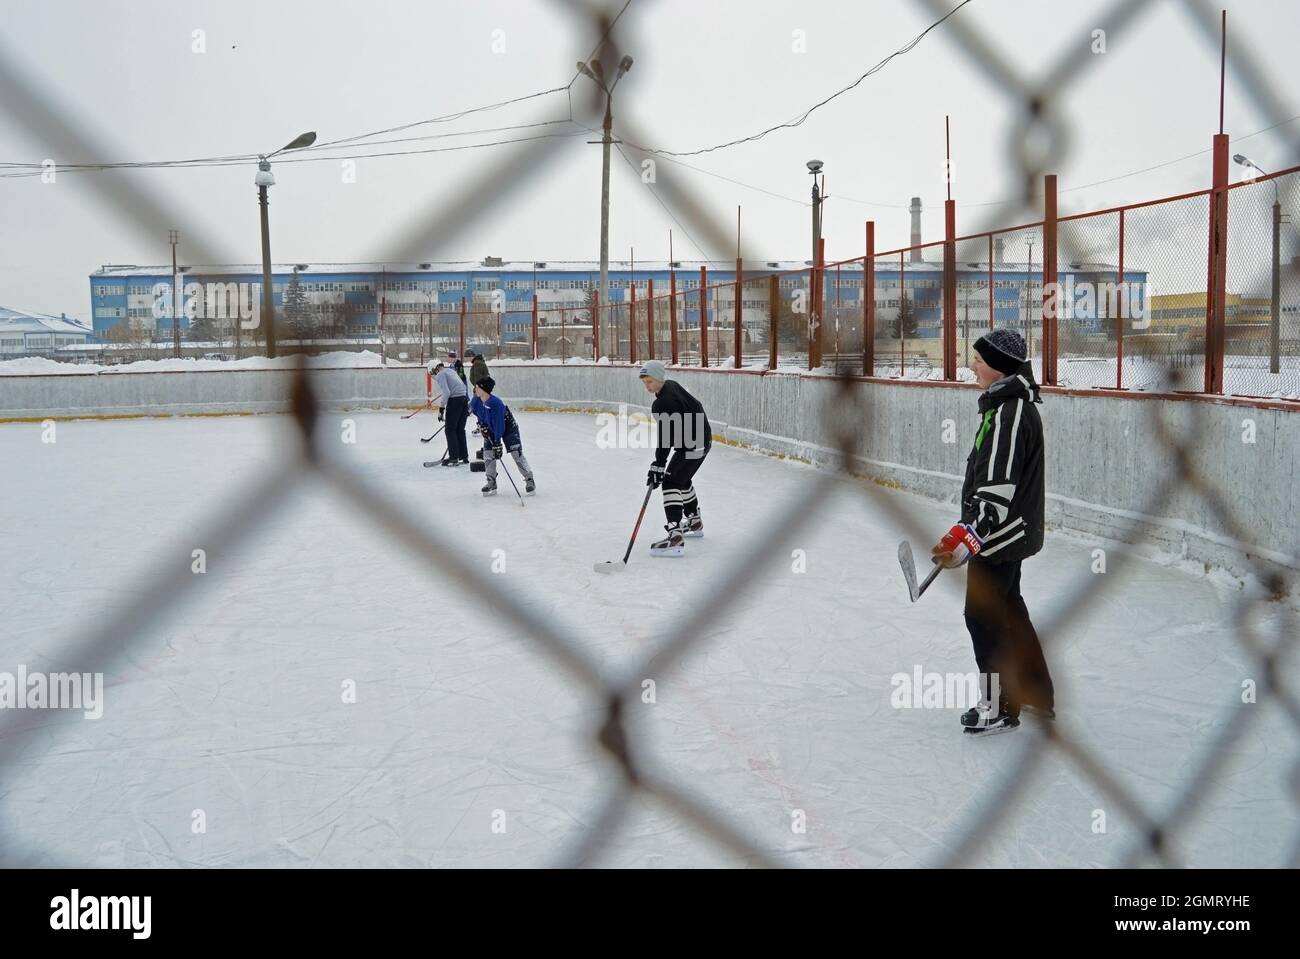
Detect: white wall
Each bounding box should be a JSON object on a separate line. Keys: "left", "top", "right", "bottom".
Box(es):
{"left": 2, "top": 364, "right": 1295, "bottom": 583}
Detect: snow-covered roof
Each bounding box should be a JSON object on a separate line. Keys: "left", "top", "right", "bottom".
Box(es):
{"left": 0, "top": 307, "right": 92, "bottom": 335}
{"left": 91, "top": 260, "right": 813, "bottom": 276}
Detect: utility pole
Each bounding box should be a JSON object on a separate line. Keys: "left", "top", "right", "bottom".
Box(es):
{"left": 169, "top": 230, "right": 181, "bottom": 357}
{"left": 578, "top": 55, "right": 633, "bottom": 362}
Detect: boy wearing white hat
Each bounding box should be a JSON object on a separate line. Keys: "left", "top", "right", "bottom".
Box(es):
{"left": 637, "top": 360, "right": 711, "bottom": 557}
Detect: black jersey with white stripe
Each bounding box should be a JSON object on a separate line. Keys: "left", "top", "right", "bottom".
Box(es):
{"left": 960, "top": 364, "right": 1045, "bottom": 563}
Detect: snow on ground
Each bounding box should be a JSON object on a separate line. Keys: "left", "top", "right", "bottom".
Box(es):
{"left": 0, "top": 411, "right": 1293, "bottom": 867}
{"left": 0, "top": 350, "right": 402, "bottom": 375}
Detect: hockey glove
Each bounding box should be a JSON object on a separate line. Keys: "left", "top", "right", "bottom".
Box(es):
{"left": 492, "top": 441, "right": 503, "bottom": 458}
{"left": 437, "top": 408, "right": 445, "bottom": 422}
{"left": 647, "top": 463, "right": 666, "bottom": 488}
{"left": 932, "top": 523, "right": 983, "bottom": 568}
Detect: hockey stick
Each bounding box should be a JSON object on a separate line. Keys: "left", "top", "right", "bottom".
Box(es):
{"left": 423, "top": 446, "right": 450, "bottom": 468}
{"left": 498, "top": 456, "right": 525, "bottom": 508}
{"left": 401, "top": 403, "right": 432, "bottom": 420}
{"left": 898, "top": 540, "right": 942, "bottom": 602}
{"left": 420, "top": 425, "right": 446, "bottom": 444}
{"left": 594, "top": 485, "right": 654, "bottom": 574}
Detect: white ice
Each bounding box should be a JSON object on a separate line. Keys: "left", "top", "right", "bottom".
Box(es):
{"left": 0, "top": 410, "right": 1293, "bottom": 867}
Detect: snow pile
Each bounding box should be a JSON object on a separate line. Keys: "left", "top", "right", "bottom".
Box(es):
{"left": 0, "top": 350, "right": 409, "bottom": 376}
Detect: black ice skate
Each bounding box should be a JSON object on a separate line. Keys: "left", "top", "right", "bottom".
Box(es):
{"left": 962, "top": 700, "right": 1020, "bottom": 736}
{"left": 481, "top": 479, "right": 498, "bottom": 496}
{"left": 649, "top": 524, "right": 685, "bottom": 558}
{"left": 525, "top": 476, "right": 536, "bottom": 494}
{"left": 681, "top": 513, "right": 703, "bottom": 538}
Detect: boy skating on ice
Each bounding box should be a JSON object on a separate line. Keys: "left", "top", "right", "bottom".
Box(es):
{"left": 469, "top": 376, "right": 536, "bottom": 497}
{"left": 638, "top": 360, "right": 710, "bottom": 557}
{"left": 933, "top": 329, "right": 1055, "bottom": 736}
{"left": 432, "top": 361, "right": 470, "bottom": 466}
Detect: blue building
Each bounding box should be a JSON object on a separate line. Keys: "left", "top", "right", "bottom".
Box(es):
{"left": 88, "top": 256, "right": 1146, "bottom": 349}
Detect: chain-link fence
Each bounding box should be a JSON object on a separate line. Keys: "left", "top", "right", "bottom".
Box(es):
{"left": 1, "top": 0, "right": 1298, "bottom": 868}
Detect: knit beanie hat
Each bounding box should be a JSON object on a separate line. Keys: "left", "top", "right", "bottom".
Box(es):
{"left": 974, "top": 329, "right": 1027, "bottom": 376}
{"left": 638, "top": 359, "right": 667, "bottom": 381}
{"left": 478, "top": 375, "right": 496, "bottom": 394}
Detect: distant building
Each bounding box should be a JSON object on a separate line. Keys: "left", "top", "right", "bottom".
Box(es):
{"left": 0, "top": 307, "right": 94, "bottom": 356}
{"left": 88, "top": 257, "right": 1148, "bottom": 349}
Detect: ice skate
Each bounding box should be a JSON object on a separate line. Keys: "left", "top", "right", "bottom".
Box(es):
{"left": 649, "top": 524, "right": 685, "bottom": 558}
{"left": 681, "top": 513, "right": 703, "bottom": 538}
{"left": 481, "top": 478, "right": 497, "bottom": 497}
{"left": 525, "top": 476, "right": 536, "bottom": 494}
{"left": 962, "top": 700, "right": 1019, "bottom": 736}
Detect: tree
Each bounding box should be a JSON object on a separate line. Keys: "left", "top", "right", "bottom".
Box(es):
{"left": 283, "top": 271, "right": 312, "bottom": 342}
{"left": 889, "top": 293, "right": 918, "bottom": 339}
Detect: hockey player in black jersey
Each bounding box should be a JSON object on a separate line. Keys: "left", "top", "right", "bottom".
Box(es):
{"left": 638, "top": 360, "right": 710, "bottom": 557}
{"left": 932, "top": 329, "right": 1055, "bottom": 736}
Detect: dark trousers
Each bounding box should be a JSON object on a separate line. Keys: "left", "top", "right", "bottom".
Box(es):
{"left": 663, "top": 443, "right": 708, "bottom": 525}
{"left": 445, "top": 395, "right": 469, "bottom": 462}
{"left": 964, "top": 558, "right": 1054, "bottom": 717}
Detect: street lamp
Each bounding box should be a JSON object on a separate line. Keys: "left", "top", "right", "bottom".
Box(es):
{"left": 807, "top": 159, "right": 826, "bottom": 367}
{"left": 255, "top": 131, "right": 316, "bottom": 359}
{"left": 577, "top": 54, "right": 633, "bottom": 359}
{"left": 1234, "top": 153, "right": 1284, "bottom": 373}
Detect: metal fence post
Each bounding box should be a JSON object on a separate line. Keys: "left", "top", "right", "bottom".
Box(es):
{"left": 647, "top": 278, "right": 655, "bottom": 361}
{"left": 699, "top": 266, "right": 709, "bottom": 368}
{"left": 1042, "top": 174, "right": 1058, "bottom": 385}
{"left": 1205, "top": 135, "right": 1230, "bottom": 393}
{"left": 768, "top": 273, "right": 778, "bottom": 370}
{"left": 943, "top": 198, "right": 957, "bottom": 380}
{"left": 865, "top": 222, "right": 876, "bottom": 377}
{"left": 734, "top": 257, "right": 743, "bottom": 369}
{"left": 669, "top": 268, "right": 678, "bottom": 366}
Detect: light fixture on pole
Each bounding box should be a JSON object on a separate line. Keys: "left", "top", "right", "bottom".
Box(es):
{"left": 1234, "top": 153, "right": 1285, "bottom": 373}
{"left": 578, "top": 54, "right": 633, "bottom": 361}
{"left": 255, "top": 131, "right": 316, "bottom": 359}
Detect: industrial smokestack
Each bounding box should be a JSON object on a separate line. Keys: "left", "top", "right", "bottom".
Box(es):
{"left": 909, "top": 197, "right": 923, "bottom": 263}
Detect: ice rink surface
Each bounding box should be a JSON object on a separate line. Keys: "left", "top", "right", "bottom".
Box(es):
{"left": 0, "top": 410, "right": 1294, "bottom": 867}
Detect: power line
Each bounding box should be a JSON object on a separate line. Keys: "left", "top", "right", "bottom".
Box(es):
{"left": 619, "top": 0, "right": 976, "bottom": 158}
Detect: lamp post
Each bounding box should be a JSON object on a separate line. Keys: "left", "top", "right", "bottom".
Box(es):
{"left": 255, "top": 131, "right": 316, "bottom": 359}
{"left": 807, "top": 159, "right": 826, "bottom": 368}
{"left": 578, "top": 55, "right": 633, "bottom": 360}
{"left": 1234, "top": 153, "right": 1284, "bottom": 374}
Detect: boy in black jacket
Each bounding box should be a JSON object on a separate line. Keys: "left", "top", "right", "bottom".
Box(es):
{"left": 933, "top": 329, "right": 1055, "bottom": 735}
{"left": 638, "top": 360, "right": 711, "bottom": 557}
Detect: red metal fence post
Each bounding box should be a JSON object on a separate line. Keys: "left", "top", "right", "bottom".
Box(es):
{"left": 699, "top": 266, "right": 709, "bottom": 367}
{"left": 768, "top": 274, "right": 778, "bottom": 370}
{"left": 669, "top": 269, "right": 679, "bottom": 366}
{"left": 629, "top": 280, "right": 638, "bottom": 366}
{"left": 734, "top": 257, "right": 743, "bottom": 368}
{"left": 1041, "top": 174, "right": 1058, "bottom": 385}
{"left": 865, "top": 222, "right": 876, "bottom": 377}
{"left": 458, "top": 297, "right": 465, "bottom": 357}
{"left": 987, "top": 235, "right": 995, "bottom": 330}
{"left": 1116, "top": 209, "right": 1126, "bottom": 390}
{"left": 943, "top": 197, "right": 957, "bottom": 380}
{"left": 1205, "top": 135, "right": 1229, "bottom": 393}
{"left": 646, "top": 278, "right": 655, "bottom": 360}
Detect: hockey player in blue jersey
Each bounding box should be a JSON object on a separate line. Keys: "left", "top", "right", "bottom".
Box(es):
{"left": 468, "top": 376, "right": 536, "bottom": 497}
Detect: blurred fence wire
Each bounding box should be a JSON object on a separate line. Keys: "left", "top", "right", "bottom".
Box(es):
{"left": 0, "top": 0, "right": 1297, "bottom": 868}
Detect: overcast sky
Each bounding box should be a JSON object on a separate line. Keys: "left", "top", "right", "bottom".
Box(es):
{"left": 1, "top": 0, "right": 1297, "bottom": 318}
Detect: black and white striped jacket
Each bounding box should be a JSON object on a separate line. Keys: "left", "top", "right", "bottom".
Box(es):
{"left": 960, "top": 364, "right": 1045, "bottom": 563}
